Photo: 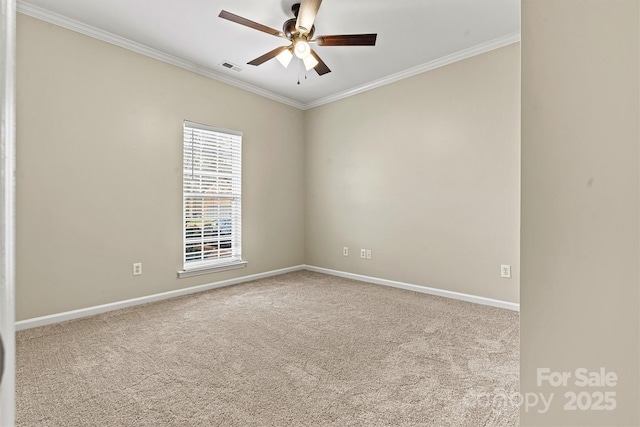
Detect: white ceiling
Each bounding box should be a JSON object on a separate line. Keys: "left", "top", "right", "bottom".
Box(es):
{"left": 17, "top": 0, "right": 520, "bottom": 109}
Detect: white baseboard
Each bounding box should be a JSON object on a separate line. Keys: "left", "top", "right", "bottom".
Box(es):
{"left": 304, "top": 265, "right": 520, "bottom": 312}
{"left": 16, "top": 263, "right": 518, "bottom": 330}
{"left": 15, "top": 265, "right": 306, "bottom": 331}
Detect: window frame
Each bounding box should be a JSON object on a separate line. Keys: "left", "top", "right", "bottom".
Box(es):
{"left": 178, "top": 120, "right": 246, "bottom": 278}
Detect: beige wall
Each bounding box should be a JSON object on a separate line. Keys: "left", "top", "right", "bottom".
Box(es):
{"left": 17, "top": 16, "right": 521, "bottom": 322}
{"left": 521, "top": 0, "right": 640, "bottom": 425}
{"left": 16, "top": 15, "right": 305, "bottom": 320}
{"left": 304, "top": 43, "right": 521, "bottom": 304}
{"left": 16, "top": 4, "right": 640, "bottom": 424}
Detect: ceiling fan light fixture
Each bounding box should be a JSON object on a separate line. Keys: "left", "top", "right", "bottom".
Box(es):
{"left": 294, "top": 39, "right": 311, "bottom": 59}
{"left": 303, "top": 54, "right": 319, "bottom": 71}
{"left": 276, "top": 48, "right": 293, "bottom": 68}
{"left": 219, "top": 3, "right": 377, "bottom": 78}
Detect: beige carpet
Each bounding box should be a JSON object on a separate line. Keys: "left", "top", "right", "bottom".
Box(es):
{"left": 16, "top": 270, "right": 519, "bottom": 426}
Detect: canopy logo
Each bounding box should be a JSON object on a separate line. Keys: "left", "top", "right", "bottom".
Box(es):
{"left": 464, "top": 367, "right": 619, "bottom": 414}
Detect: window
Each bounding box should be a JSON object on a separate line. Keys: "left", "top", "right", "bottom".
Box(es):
{"left": 180, "top": 121, "right": 244, "bottom": 277}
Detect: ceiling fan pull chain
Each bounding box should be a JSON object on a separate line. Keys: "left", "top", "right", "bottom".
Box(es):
{"left": 297, "top": 59, "right": 301, "bottom": 85}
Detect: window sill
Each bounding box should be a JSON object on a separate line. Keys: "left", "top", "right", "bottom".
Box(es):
{"left": 178, "top": 261, "right": 248, "bottom": 279}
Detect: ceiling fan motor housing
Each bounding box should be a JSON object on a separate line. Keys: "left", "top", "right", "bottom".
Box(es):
{"left": 283, "top": 18, "right": 314, "bottom": 40}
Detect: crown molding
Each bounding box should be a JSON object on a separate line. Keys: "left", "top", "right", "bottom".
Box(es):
{"left": 16, "top": 2, "right": 306, "bottom": 110}
{"left": 303, "top": 32, "right": 521, "bottom": 110}
{"left": 17, "top": 1, "right": 519, "bottom": 111}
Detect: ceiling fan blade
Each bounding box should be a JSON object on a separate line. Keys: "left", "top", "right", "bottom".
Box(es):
{"left": 247, "top": 46, "right": 290, "bottom": 66}
{"left": 310, "top": 49, "right": 331, "bottom": 76}
{"left": 315, "top": 34, "right": 378, "bottom": 46}
{"left": 219, "top": 10, "right": 286, "bottom": 38}
{"left": 296, "top": 0, "right": 322, "bottom": 35}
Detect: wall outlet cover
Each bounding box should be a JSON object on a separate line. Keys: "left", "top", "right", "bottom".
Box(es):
{"left": 133, "top": 262, "right": 142, "bottom": 276}
{"left": 501, "top": 264, "right": 511, "bottom": 278}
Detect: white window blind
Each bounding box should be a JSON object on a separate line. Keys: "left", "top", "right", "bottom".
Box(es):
{"left": 183, "top": 121, "right": 242, "bottom": 271}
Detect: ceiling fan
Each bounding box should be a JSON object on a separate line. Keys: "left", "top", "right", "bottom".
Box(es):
{"left": 218, "top": 0, "right": 377, "bottom": 77}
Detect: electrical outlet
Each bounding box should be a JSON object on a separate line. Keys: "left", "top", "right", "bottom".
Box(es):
{"left": 366, "top": 249, "right": 372, "bottom": 260}
{"left": 343, "top": 246, "right": 349, "bottom": 256}
{"left": 133, "top": 262, "right": 142, "bottom": 276}
{"left": 501, "top": 264, "right": 511, "bottom": 279}
{"left": 360, "top": 249, "right": 366, "bottom": 258}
